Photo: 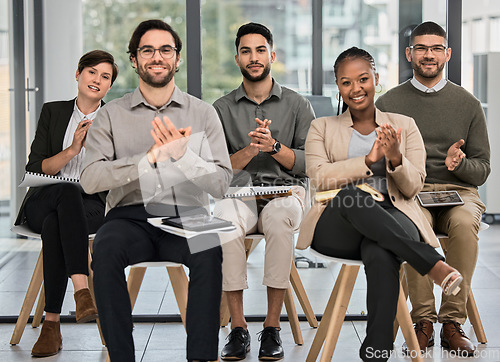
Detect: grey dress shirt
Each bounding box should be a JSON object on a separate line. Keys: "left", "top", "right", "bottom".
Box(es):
{"left": 213, "top": 80, "right": 315, "bottom": 187}
{"left": 81, "top": 86, "right": 232, "bottom": 213}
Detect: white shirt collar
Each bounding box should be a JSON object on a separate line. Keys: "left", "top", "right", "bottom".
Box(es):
{"left": 410, "top": 76, "right": 447, "bottom": 93}
{"left": 73, "top": 99, "right": 101, "bottom": 122}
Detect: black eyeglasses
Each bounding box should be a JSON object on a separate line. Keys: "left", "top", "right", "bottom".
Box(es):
{"left": 409, "top": 45, "right": 447, "bottom": 54}
{"left": 137, "top": 45, "right": 177, "bottom": 59}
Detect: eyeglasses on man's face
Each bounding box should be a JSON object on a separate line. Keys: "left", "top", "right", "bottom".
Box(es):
{"left": 137, "top": 45, "right": 177, "bottom": 59}
{"left": 409, "top": 45, "right": 447, "bottom": 54}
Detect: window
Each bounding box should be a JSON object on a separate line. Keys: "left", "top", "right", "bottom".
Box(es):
{"left": 82, "top": 0, "right": 187, "bottom": 101}
{"left": 201, "top": 0, "right": 312, "bottom": 104}
{"left": 0, "top": 0, "right": 10, "bottom": 207}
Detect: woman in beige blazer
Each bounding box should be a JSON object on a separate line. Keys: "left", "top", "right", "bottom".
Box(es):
{"left": 301, "top": 47, "right": 462, "bottom": 361}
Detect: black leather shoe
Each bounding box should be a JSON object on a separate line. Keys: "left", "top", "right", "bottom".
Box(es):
{"left": 258, "top": 327, "right": 284, "bottom": 360}
{"left": 221, "top": 327, "right": 250, "bottom": 360}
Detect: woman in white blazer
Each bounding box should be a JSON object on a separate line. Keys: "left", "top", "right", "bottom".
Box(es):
{"left": 300, "top": 47, "right": 462, "bottom": 361}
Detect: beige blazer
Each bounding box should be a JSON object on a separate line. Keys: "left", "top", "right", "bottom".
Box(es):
{"left": 297, "top": 108, "right": 439, "bottom": 249}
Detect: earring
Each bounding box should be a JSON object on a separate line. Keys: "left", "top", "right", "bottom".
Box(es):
{"left": 375, "top": 84, "right": 383, "bottom": 93}
{"left": 336, "top": 94, "right": 342, "bottom": 116}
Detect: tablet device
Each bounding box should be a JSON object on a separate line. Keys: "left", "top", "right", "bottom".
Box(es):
{"left": 161, "top": 214, "right": 233, "bottom": 232}
{"left": 417, "top": 191, "right": 464, "bottom": 207}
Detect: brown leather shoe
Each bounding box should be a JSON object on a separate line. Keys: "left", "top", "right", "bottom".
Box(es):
{"left": 402, "top": 319, "right": 434, "bottom": 354}
{"left": 31, "top": 320, "right": 62, "bottom": 357}
{"left": 74, "top": 288, "right": 98, "bottom": 323}
{"left": 441, "top": 320, "right": 476, "bottom": 356}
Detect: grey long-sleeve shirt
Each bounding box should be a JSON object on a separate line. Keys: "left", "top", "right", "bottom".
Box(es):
{"left": 81, "top": 86, "right": 232, "bottom": 213}
{"left": 213, "top": 80, "right": 315, "bottom": 187}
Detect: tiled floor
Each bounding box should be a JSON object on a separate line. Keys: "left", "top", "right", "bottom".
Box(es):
{"left": 1, "top": 222, "right": 500, "bottom": 361}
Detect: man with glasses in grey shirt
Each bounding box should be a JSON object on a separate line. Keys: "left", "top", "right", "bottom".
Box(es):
{"left": 80, "top": 20, "right": 231, "bottom": 362}
{"left": 213, "top": 22, "right": 315, "bottom": 361}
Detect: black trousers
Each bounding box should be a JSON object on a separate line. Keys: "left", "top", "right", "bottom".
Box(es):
{"left": 24, "top": 183, "right": 104, "bottom": 314}
{"left": 312, "top": 187, "right": 443, "bottom": 362}
{"left": 92, "top": 205, "right": 222, "bottom": 362}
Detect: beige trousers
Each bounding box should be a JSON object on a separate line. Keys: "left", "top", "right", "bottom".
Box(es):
{"left": 214, "top": 186, "right": 305, "bottom": 291}
{"left": 405, "top": 183, "right": 485, "bottom": 324}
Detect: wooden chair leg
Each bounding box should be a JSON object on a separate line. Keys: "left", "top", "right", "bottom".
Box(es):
{"left": 439, "top": 236, "right": 487, "bottom": 343}
{"left": 306, "top": 265, "right": 348, "bottom": 362}
{"left": 87, "top": 247, "right": 106, "bottom": 346}
{"left": 290, "top": 263, "right": 318, "bottom": 328}
{"left": 284, "top": 286, "right": 303, "bottom": 345}
{"left": 244, "top": 237, "right": 262, "bottom": 258}
{"left": 394, "top": 265, "right": 409, "bottom": 340}
{"left": 32, "top": 283, "right": 45, "bottom": 327}
{"left": 10, "top": 249, "right": 44, "bottom": 345}
{"left": 220, "top": 291, "right": 231, "bottom": 326}
{"left": 467, "top": 289, "right": 487, "bottom": 343}
{"left": 319, "top": 265, "right": 359, "bottom": 362}
{"left": 167, "top": 266, "right": 189, "bottom": 329}
{"left": 306, "top": 265, "right": 358, "bottom": 362}
{"left": 396, "top": 281, "right": 423, "bottom": 362}
{"left": 127, "top": 267, "right": 147, "bottom": 311}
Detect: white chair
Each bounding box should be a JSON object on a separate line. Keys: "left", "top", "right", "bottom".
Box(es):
{"left": 9, "top": 224, "right": 104, "bottom": 345}
{"left": 126, "top": 261, "right": 189, "bottom": 327}
{"left": 306, "top": 248, "right": 423, "bottom": 362}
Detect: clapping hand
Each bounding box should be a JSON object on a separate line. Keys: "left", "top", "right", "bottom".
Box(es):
{"left": 445, "top": 139, "right": 465, "bottom": 171}
{"left": 147, "top": 116, "right": 191, "bottom": 164}
{"left": 71, "top": 119, "right": 92, "bottom": 153}
{"left": 365, "top": 124, "right": 402, "bottom": 168}
{"left": 248, "top": 117, "right": 275, "bottom": 153}
{"left": 377, "top": 124, "right": 402, "bottom": 166}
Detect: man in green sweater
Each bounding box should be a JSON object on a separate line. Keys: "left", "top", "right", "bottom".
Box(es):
{"left": 376, "top": 21, "right": 490, "bottom": 356}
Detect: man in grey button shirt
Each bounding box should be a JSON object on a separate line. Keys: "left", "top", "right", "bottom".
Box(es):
{"left": 213, "top": 22, "right": 315, "bottom": 361}
{"left": 80, "top": 20, "right": 231, "bottom": 362}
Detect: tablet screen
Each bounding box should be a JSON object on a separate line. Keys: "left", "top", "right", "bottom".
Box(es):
{"left": 417, "top": 191, "right": 464, "bottom": 207}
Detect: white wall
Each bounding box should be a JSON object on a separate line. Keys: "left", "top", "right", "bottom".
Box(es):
{"left": 43, "top": 0, "right": 82, "bottom": 102}
{"left": 485, "top": 52, "right": 500, "bottom": 213}
{"left": 463, "top": 0, "right": 500, "bottom": 21}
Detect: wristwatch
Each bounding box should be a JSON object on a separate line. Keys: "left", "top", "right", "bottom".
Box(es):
{"left": 268, "top": 140, "right": 281, "bottom": 155}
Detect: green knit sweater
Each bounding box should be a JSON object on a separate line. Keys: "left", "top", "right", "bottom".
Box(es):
{"left": 376, "top": 80, "right": 490, "bottom": 188}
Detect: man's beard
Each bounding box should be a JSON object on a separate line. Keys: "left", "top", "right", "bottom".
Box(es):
{"left": 240, "top": 63, "right": 271, "bottom": 82}
{"left": 412, "top": 58, "right": 445, "bottom": 79}
{"left": 138, "top": 62, "right": 175, "bottom": 88}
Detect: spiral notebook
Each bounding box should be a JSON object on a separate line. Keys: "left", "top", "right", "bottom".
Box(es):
{"left": 18, "top": 171, "right": 79, "bottom": 188}
{"left": 223, "top": 186, "right": 292, "bottom": 201}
